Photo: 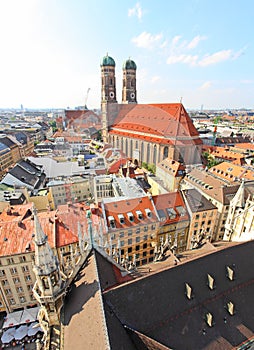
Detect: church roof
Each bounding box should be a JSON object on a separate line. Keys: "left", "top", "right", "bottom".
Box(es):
{"left": 109, "top": 103, "right": 202, "bottom": 146}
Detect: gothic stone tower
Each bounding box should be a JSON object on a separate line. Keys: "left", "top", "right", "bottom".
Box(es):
{"left": 122, "top": 58, "right": 137, "bottom": 104}
{"left": 101, "top": 54, "right": 117, "bottom": 142}
{"left": 32, "top": 209, "right": 66, "bottom": 335}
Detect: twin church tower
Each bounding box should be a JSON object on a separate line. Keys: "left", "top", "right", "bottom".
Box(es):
{"left": 100, "top": 53, "right": 137, "bottom": 105}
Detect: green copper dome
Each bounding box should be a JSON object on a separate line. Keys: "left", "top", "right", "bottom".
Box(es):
{"left": 123, "top": 58, "right": 137, "bottom": 70}
{"left": 101, "top": 54, "right": 115, "bottom": 67}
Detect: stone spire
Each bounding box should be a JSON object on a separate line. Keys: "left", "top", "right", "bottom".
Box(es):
{"left": 33, "top": 209, "right": 59, "bottom": 276}
{"left": 231, "top": 179, "right": 245, "bottom": 209}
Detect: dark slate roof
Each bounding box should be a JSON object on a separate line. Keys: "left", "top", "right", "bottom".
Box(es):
{"left": 0, "top": 136, "right": 16, "bottom": 148}
{"left": 14, "top": 132, "right": 28, "bottom": 145}
{"left": 0, "top": 142, "right": 10, "bottom": 154}
{"left": 8, "top": 159, "right": 45, "bottom": 189}
{"left": 103, "top": 241, "right": 254, "bottom": 350}
{"left": 183, "top": 188, "right": 217, "bottom": 213}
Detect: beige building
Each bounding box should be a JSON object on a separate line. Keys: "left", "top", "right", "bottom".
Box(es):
{"left": 181, "top": 168, "right": 239, "bottom": 241}
{"left": 156, "top": 158, "right": 186, "bottom": 191}
{"left": 47, "top": 176, "right": 91, "bottom": 209}
{"left": 182, "top": 188, "right": 218, "bottom": 249}
{"left": 0, "top": 202, "right": 90, "bottom": 314}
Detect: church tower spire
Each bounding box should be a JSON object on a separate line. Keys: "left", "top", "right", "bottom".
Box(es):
{"left": 101, "top": 53, "right": 117, "bottom": 142}
{"left": 122, "top": 58, "right": 137, "bottom": 104}
{"left": 32, "top": 208, "right": 66, "bottom": 334}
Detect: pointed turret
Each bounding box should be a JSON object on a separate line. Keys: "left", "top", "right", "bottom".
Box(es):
{"left": 32, "top": 208, "right": 66, "bottom": 331}
{"left": 33, "top": 210, "right": 59, "bottom": 277}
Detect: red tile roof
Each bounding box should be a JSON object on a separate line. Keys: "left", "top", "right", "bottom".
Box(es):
{"left": 103, "top": 196, "right": 157, "bottom": 230}
{"left": 109, "top": 103, "right": 201, "bottom": 145}
{"left": 0, "top": 203, "right": 90, "bottom": 257}
{"left": 152, "top": 191, "right": 189, "bottom": 225}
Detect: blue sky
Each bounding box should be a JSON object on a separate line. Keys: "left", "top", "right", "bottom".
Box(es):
{"left": 0, "top": 0, "right": 253, "bottom": 110}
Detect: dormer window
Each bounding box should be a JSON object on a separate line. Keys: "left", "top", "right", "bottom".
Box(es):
{"left": 145, "top": 208, "right": 152, "bottom": 218}
{"left": 127, "top": 212, "right": 134, "bottom": 222}
{"left": 118, "top": 214, "right": 125, "bottom": 225}
{"left": 167, "top": 208, "right": 177, "bottom": 219}
{"left": 108, "top": 215, "right": 116, "bottom": 229}
{"left": 136, "top": 210, "right": 143, "bottom": 220}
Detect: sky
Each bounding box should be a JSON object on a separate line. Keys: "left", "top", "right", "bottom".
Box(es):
{"left": 0, "top": 0, "right": 253, "bottom": 110}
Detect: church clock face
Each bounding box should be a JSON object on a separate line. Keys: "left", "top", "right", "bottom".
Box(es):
{"left": 109, "top": 91, "right": 115, "bottom": 99}
{"left": 130, "top": 92, "right": 135, "bottom": 99}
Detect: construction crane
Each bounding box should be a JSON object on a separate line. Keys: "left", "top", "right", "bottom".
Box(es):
{"left": 84, "top": 88, "right": 90, "bottom": 110}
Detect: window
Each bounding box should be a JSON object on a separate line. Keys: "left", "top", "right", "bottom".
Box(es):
{"left": 121, "top": 249, "right": 125, "bottom": 255}
{"left": 136, "top": 236, "right": 140, "bottom": 243}
{"left": 128, "top": 247, "right": 132, "bottom": 253}
{"left": 16, "top": 287, "right": 23, "bottom": 293}
{"left": 13, "top": 278, "right": 20, "bottom": 284}
{"left": 128, "top": 230, "right": 132, "bottom": 236}
{"left": 195, "top": 214, "right": 200, "bottom": 219}
{"left": 10, "top": 298, "right": 15, "bottom": 305}
{"left": 2, "top": 280, "right": 8, "bottom": 286}
{"left": 143, "top": 243, "right": 147, "bottom": 249}
{"left": 144, "top": 226, "right": 148, "bottom": 232}
{"left": 120, "top": 241, "right": 124, "bottom": 247}
{"left": 0, "top": 270, "right": 5, "bottom": 276}
{"left": 27, "top": 285, "right": 33, "bottom": 291}
{"left": 143, "top": 235, "right": 148, "bottom": 241}
{"left": 7, "top": 258, "right": 14, "bottom": 265}
{"left": 5, "top": 289, "right": 11, "bottom": 295}
{"left": 25, "top": 275, "right": 31, "bottom": 281}
{"left": 143, "top": 251, "right": 147, "bottom": 257}
{"left": 120, "top": 232, "right": 124, "bottom": 238}
{"left": 19, "top": 256, "right": 26, "bottom": 263}
{"left": 136, "top": 228, "right": 140, "bottom": 234}
{"left": 22, "top": 265, "right": 29, "bottom": 273}
{"left": 136, "top": 245, "right": 140, "bottom": 251}
{"left": 10, "top": 267, "right": 17, "bottom": 275}
{"left": 208, "top": 220, "right": 211, "bottom": 225}
{"left": 20, "top": 296, "right": 26, "bottom": 303}
{"left": 151, "top": 224, "right": 156, "bottom": 230}
{"left": 128, "top": 239, "right": 132, "bottom": 245}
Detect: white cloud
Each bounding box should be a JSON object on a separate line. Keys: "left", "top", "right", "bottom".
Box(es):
{"left": 240, "top": 79, "right": 253, "bottom": 84}
{"left": 151, "top": 76, "right": 160, "bottom": 83}
{"left": 198, "top": 50, "right": 232, "bottom": 67}
{"left": 132, "top": 31, "right": 163, "bottom": 49}
{"left": 187, "top": 35, "right": 207, "bottom": 49}
{"left": 167, "top": 54, "right": 198, "bottom": 66}
{"left": 128, "top": 2, "right": 143, "bottom": 21}
{"left": 171, "top": 35, "right": 182, "bottom": 47}
{"left": 199, "top": 81, "right": 212, "bottom": 90}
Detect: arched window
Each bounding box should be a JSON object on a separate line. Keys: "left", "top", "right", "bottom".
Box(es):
{"left": 125, "top": 138, "right": 128, "bottom": 155}
{"left": 121, "top": 137, "right": 124, "bottom": 150}
{"left": 116, "top": 137, "right": 119, "bottom": 148}
{"left": 153, "top": 145, "right": 157, "bottom": 164}
{"left": 163, "top": 146, "right": 168, "bottom": 159}
{"left": 141, "top": 142, "right": 144, "bottom": 163}
{"left": 147, "top": 143, "right": 150, "bottom": 164}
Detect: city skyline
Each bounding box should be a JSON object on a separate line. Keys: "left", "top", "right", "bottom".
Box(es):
{"left": 0, "top": 0, "right": 253, "bottom": 110}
